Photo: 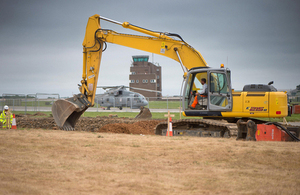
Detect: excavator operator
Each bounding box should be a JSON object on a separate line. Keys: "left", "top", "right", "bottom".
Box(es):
{"left": 189, "top": 78, "right": 207, "bottom": 109}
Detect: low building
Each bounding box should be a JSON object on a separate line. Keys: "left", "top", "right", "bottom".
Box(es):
{"left": 289, "top": 84, "right": 300, "bottom": 103}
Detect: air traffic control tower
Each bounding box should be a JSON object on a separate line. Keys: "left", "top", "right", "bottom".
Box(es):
{"left": 129, "top": 55, "right": 162, "bottom": 100}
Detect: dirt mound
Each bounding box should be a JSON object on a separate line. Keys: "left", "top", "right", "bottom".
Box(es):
{"left": 135, "top": 106, "right": 152, "bottom": 119}
{"left": 98, "top": 120, "right": 160, "bottom": 135}
{"left": 17, "top": 117, "right": 56, "bottom": 129}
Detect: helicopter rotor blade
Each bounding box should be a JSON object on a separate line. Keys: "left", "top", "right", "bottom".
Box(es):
{"left": 97, "top": 85, "right": 126, "bottom": 90}
{"left": 97, "top": 85, "right": 160, "bottom": 93}
{"left": 129, "top": 86, "right": 161, "bottom": 93}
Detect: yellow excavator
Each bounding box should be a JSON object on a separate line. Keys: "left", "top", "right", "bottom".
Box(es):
{"left": 52, "top": 14, "right": 289, "bottom": 138}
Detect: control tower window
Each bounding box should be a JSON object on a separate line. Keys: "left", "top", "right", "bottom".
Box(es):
{"left": 132, "top": 55, "right": 149, "bottom": 62}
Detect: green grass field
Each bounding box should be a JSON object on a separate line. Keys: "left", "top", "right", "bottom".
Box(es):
{"left": 147, "top": 101, "right": 182, "bottom": 109}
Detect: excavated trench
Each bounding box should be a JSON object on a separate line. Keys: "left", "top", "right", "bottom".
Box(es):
{"left": 15, "top": 113, "right": 165, "bottom": 135}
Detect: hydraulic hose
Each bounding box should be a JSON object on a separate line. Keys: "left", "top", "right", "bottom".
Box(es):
{"left": 83, "top": 29, "right": 105, "bottom": 53}
{"left": 102, "top": 42, "right": 107, "bottom": 52}
{"left": 165, "top": 32, "right": 186, "bottom": 43}
{"left": 265, "top": 122, "right": 300, "bottom": 142}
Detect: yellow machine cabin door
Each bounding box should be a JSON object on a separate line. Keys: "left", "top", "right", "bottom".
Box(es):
{"left": 208, "top": 70, "right": 232, "bottom": 111}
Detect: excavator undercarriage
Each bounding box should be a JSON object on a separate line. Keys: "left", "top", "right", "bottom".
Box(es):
{"left": 155, "top": 119, "right": 238, "bottom": 138}
{"left": 154, "top": 118, "right": 300, "bottom": 141}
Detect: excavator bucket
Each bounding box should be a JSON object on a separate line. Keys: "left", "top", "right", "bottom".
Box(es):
{"left": 52, "top": 94, "right": 91, "bottom": 130}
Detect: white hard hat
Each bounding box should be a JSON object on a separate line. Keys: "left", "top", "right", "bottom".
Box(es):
{"left": 4, "top": 105, "right": 9, "bottom": 110}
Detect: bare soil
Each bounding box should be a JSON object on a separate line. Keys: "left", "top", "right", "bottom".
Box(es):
{"left": 15, "top": 114, "right": 165, "bottom": 134}
{"left": 0, "top": 128, "right": 300, "bottom": 195}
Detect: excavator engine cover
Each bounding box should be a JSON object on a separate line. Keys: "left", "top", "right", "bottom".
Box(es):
{"left": 256, "top": 124, "right": 293, "bottom": 141}
{"left": 52, "top": 94, "right": 91, "bottom": 130}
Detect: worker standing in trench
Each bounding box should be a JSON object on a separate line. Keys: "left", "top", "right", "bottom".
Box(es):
{"left": 0, "top": 105, "right": 13, "bottom": 129}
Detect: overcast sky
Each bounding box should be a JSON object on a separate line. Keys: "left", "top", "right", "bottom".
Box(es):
{"left": 0, "top": 0, "right": 299, "bottom": 97}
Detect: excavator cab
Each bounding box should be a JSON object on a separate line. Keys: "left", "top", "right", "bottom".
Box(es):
{"left": 182, "top": 67, "right": 233, "bottom": 117}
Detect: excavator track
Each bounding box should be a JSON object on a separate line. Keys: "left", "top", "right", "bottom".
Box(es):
{"left": 155, "top": 119, "right": 238, "bottom": 138}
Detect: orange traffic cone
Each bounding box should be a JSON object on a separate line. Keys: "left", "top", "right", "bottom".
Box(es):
{"left": 166, "top": 117, "right": 173, "bottom": 136}
{"left": 11, "top": 114, "right": 17, "bottom": 129}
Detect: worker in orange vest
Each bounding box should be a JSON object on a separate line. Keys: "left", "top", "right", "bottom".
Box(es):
{"left": 0, "top": 105, "right": 13, "bottom": 129}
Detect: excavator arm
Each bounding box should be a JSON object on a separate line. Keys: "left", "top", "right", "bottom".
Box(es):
{"left": 52, "top": 14, "right": 207, "bottom": 130}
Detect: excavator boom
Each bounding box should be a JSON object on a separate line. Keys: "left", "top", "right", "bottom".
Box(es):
{"left": 97, "top": 15, "right": 207, "bottom": 70}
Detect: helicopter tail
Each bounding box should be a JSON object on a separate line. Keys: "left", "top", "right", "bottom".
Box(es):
{"left": 52, "top": 94, "right": 91, "bottom": 130}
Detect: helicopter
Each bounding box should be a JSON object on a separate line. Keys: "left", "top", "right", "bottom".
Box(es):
{"left": 95, "top": 85, "right": 157, "bottom": 110}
